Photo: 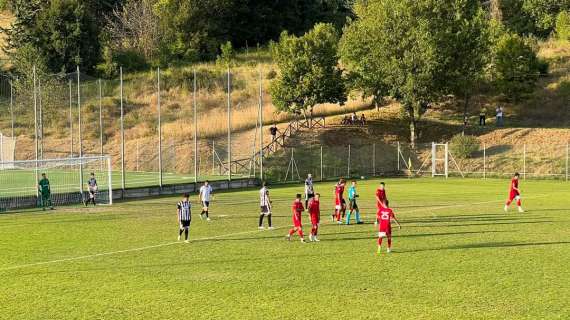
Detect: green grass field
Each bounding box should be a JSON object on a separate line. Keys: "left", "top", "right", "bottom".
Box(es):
{"left": 1, "top": 178, "right": 569, "bottom": 319}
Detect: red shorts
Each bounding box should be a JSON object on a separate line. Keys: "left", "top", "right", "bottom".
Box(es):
{"left": 310, "top": 214, "right": 320, "bottom": 225}
{"left": 509, "top": 191, "right": 520, "bottom": 201}
{"left": 379, "top": 224, "right": 391, "bottom": 235}
{"left": 293, "top": 218, "right": 302, "bottom": 228}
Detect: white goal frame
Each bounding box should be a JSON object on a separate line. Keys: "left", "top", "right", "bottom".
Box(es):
{"left": 432, "top": 143, "right": 449, "bottom": 178}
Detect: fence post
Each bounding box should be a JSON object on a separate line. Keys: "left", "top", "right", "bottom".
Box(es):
{"left": 212, "top": 140, "right": 215, "bottom": 175}
{"left": 77, "top": 66, "right": 84, "bottom": 196}
{"left": 99, "top": 79, "right": 103, "bottom": 159}
{"left": 483, "top": 143, "right": 486, "bottom": 180}
{"left": 0, "top": 133, "right": 3, "bottom": 169}
{"left": 259, "top": 67, "right": 264, "bottom": 181}
{"left": 320, "top": 145, "right": 323, "bottom": 181}
{"left": 33, "top": 66, "right": 39, "bottom": 194}
{"left": 38, "top": 80, "right": 43, "bottom": 159}
{"left": 193, "top": 69, "right": 198, "bottom": 183}
{"left": 566, "top": 143, "right": 570, "bottom": 181}
{"left": 107, "top": 156, "right": 113, "bottom": 205}
{"left": 227, "top": 68, "right": 232, "bottom": 182}
{"left": 120, "top": 67, "right": 125, "bottom": 190}
{"left": 157, "top": 67, "right": 163, "bottom": 188}
{"left": 566, "top": 143, "right": 569, "bottom": 182}
{"left": 397, "top": 142, "right": 400, "bottom": 172}
{"left": 372, "top": 143, "right": 376, "bottom": 176}
{"left": 523, "top": 144, "right": 526, "bottom": 180}
{"left": 9, "top": 81, "right": 14, "bottom": 138}
{"left": 69, "top": 80, "right": 74, "bottom": 157}
{"left": 136, "top": 140, "right": 140, "bottom": 172}
{"left": 347, "top": 144, "right": 351, "bottom": 177}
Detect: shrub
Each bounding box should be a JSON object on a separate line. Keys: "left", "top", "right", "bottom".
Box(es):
{"left": 450, "top": 134, "right": 480, "bottom": 159}
{"left": 556, "top": 11, "right": 570, "bottom": 41}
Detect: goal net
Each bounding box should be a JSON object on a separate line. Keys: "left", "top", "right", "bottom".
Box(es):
{"left": 0, "top": 156, "right": 112, "bottom": 211}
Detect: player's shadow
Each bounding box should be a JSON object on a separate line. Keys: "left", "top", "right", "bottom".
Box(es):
{"left": 311, "top": 230, "right": 510, "bottom": 243}
{"left": 401, "top": 241, "right": 570, "bottom": 253}
{"left": 413, "top": 220, "right": 554, "bottom": 228}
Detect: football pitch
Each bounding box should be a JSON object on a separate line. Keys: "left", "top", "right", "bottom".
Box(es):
{"left": 1, "top": 178, "right": 569, "bottom": 319}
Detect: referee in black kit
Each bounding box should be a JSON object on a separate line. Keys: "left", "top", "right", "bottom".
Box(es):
{"left": 177, "top": 193, "right": 192, "bottom": 243}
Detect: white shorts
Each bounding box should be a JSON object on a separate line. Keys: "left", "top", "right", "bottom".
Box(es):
{"left": 335, "top": 205, "right": 341, "bottom": 210}
{"left": 378, "top": 232, "right": 387, "bottom": 238}
{"left": 514, "top": 195, "right": 521, "bottom": 201}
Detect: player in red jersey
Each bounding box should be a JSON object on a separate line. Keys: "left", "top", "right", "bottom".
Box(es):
{"left": 504, "top": 172, "right": 524, "bottom": 213}
{"left": 308, "top": 193, "right": 321, "bottom": 242}
{"left": 375, "top": 200, "right": 401, "bottom": 254}
{"left": 375, "top": 182, "right": 388, "bottom": 209}
{"left": 332, "top": 178, "right": 346, "bottom": 224}
{"left": 287, "top": 194, "right": 306, "bottom": 243}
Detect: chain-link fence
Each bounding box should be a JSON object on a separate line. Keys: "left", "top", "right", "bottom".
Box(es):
{"left": 1, "top": 66, "right": 569, "bottom": 191}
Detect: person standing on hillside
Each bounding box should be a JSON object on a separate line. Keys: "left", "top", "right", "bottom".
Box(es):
{"left": 270, "top": 124, "right": 278, "bottom": 142}
{"left": 496, "top": 106, "right": 504, "bottom": 127}
{"left": 38, "top": 173, "right": 54, "bottom": 211}
{"left": 479, "top": 106, "right": 487, "bottom": 126}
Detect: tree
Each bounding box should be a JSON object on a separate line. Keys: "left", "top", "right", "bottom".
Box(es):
{"left": 270, "top": 23, "right": 346, "bottom": 117}
{"left": 493, "top": 33, "right": 543, "bottom": 101}
{"left": 556, "top": 10, "right": 570, "bottom": 40}
{"left": 522, "top": 0, "right": 570, "bottom": 37}
{"left": 340, "top": 0, "right": 490, "bottom": 145}
{"left": 104, "top": 0, "right": 160, "bottom": 62}
{"left": 3, "top": 0, "right": 102, "bottom": 73}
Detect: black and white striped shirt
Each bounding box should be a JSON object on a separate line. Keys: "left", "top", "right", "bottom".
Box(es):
{"left": 177, "top": 201, "right": 191, "bottom": 221}
{"left": 260, "top": 187, "right": 270, "bottom": 207}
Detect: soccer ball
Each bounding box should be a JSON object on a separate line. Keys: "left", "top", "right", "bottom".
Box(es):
{"left": 361, "top": 176, "right": 365, "bottom": 180}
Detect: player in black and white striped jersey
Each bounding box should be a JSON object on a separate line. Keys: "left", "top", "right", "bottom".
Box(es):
{"left": 258, "top": 182, "right": 274, "bottom": 230}
{"left": 177, "top": 193, "right": 192, "bottom": 243}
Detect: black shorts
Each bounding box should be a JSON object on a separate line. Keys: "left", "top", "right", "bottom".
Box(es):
{"left": 202, "top": 201, "right": 210, "bottom": 208}
{"left": 306, "top": 192, "right": 315, "bottom": 200}
{"left": 349, "top": 199, "right": 358, "bottom": 210}
{"left": 180, "top": 220, "right": 191, "bottom": 228}
{"left": 260, "top": 205, "right": 271, "bottom": 215}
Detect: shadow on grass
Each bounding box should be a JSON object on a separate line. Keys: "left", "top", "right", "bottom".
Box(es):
{"left": 401, "top": 241, "right": 570, "bottom": 253}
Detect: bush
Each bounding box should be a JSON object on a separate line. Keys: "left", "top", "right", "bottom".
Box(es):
{"left": 556, "top": 11, "right": 570, "bottom": 41}
{"left": 450, "top": 134, "right": 480, "bottom": 159}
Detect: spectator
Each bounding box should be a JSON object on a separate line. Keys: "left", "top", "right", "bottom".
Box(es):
{"left": 360, "top": 114, "right": 366, "bottom": 126}
{"left": 479, "top": 106, "right": 487, "bottom": 126}
{"left": 351, "top": 112, "right": 357, "bottom": 124}
{"left": 269, "top": 124, "right": 278, "bottom": 141}
{"left": 496, "top": 106, "right": 504, "bottom": 127}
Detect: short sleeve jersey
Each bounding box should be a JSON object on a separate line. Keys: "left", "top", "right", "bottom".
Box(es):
{"left": 376, "top": 188, "right": 387, "bottom": 205}
{"left": 335, "top": 184, "right": 345, "bottom": 200}
{"left": 177, "top": 200, "right": 191, "bottom": 221}
{"left": 305, "top": 178, "right": 314, "bottom": 195}
{"left": 292, "top": 201, "right": 304, "bottom": 222}
{"left": 510, "top": 179, "right": 519, "bottom": 194}
{"left": 377, "top": 207, "right": 395, "bottom": 230}
{"left": 348, "top": 186, "right": 357, "bottom": 200}
{"left": 260, "top": 187, "right": 270, "bottom": 207}
{"left": 39, "top": 178, "right": 50, "bottom": 193}
{"left": 88, "top": 178, "right": 97, "bottom": 189}
{"left": 308, "top": 199, "right": 320, "bottom": 215}
{"left": 200, "top": 185, "right": 213, "bottom": 202}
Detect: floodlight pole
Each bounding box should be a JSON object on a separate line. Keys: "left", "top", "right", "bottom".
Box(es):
{"left": 38, "top": 79, "right": 43, "bottom": 159}
{"left": 320, "top": 145, "right": 323, "bottom": 181}
{"left": 157, "top": 67, "right": 163, "bottom": 188}
{"left": 107, "top": 156, "right": 113, "bottom": 205}
{"left": 120, "top": 67, "right": 125, "bottom": 190}
{"left": 347, "top": 144, "right": 351, "bottom": 177}
{"left": 9, "top": 81, "right": 14, "bottom": 138}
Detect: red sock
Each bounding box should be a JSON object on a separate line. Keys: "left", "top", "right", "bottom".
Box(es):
{"left": 506, "top": 200, "right": 512, "bottom": 206}
{"left": 298, "top": 229, "right": 304, "bottom": 238}
{"left": 388, "top": 237, "right": 392, "bottom": 248}
{"left": 377, "top": 237, "right": 383, "bottom": 246}
{"left": 289, "top": 229, "right": 295, "bottom": 236}
{"left": 314, "top": 225, "right": 318, "bottom": 236}
{"left": 517, "top": 199, "right": 521, "bottom": 206}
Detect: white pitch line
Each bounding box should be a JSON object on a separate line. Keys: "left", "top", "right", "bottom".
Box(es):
{"left": 0, "top": 227, "right": 286, "bottom": 272}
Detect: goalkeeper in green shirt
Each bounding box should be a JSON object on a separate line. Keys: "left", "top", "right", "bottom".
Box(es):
{"left": 38, "top": 173, "right": 54, "bottom": 210}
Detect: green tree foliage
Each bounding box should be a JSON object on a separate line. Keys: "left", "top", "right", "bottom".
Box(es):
{"left": 270, "top": 23, "right": 346, "bottom": 116}
{"left": 499, "top": 0, "right": 570, "bottom": 37}
{"left": 556, "top": 10, "right": 570, "bottom": 40}
{"left": 217, "top": 41, "right": 236, "bottom": 67}
{"left": 3, "top": 0, "right": 103, "bottom": 73}
{"left": 493, "top": 33, "right": 543, "bottom": 101}
{"left": 340, "top": 0, "right": 490, "bottom": 146}
{"left": 450, "top": 134, "right": 480, "bottom": 159}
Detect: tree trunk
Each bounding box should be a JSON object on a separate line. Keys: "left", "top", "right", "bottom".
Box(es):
{"left": 407, "top": 106, "right": 416, "bottom": 148}
{"left": 374, "top": 97, "right": 380, "bottom": 111}
{"left": 462, "top": 93, "right": 470, "bottom": 135}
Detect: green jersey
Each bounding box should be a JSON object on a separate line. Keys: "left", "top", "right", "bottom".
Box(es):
{"left": 39, "top": 178, "right": 50, "bottom": 194}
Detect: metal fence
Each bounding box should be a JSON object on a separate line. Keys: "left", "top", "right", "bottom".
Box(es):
{"left": 1, "top": 66, "right": 569, "bottom": 191}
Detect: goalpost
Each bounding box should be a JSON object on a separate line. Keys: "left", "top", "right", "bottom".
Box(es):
{"left": 432, "top": 143, "right": 449, "bottom": 178}
{"left": 0, "top": 156, "right": 112, "bottom": 211}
